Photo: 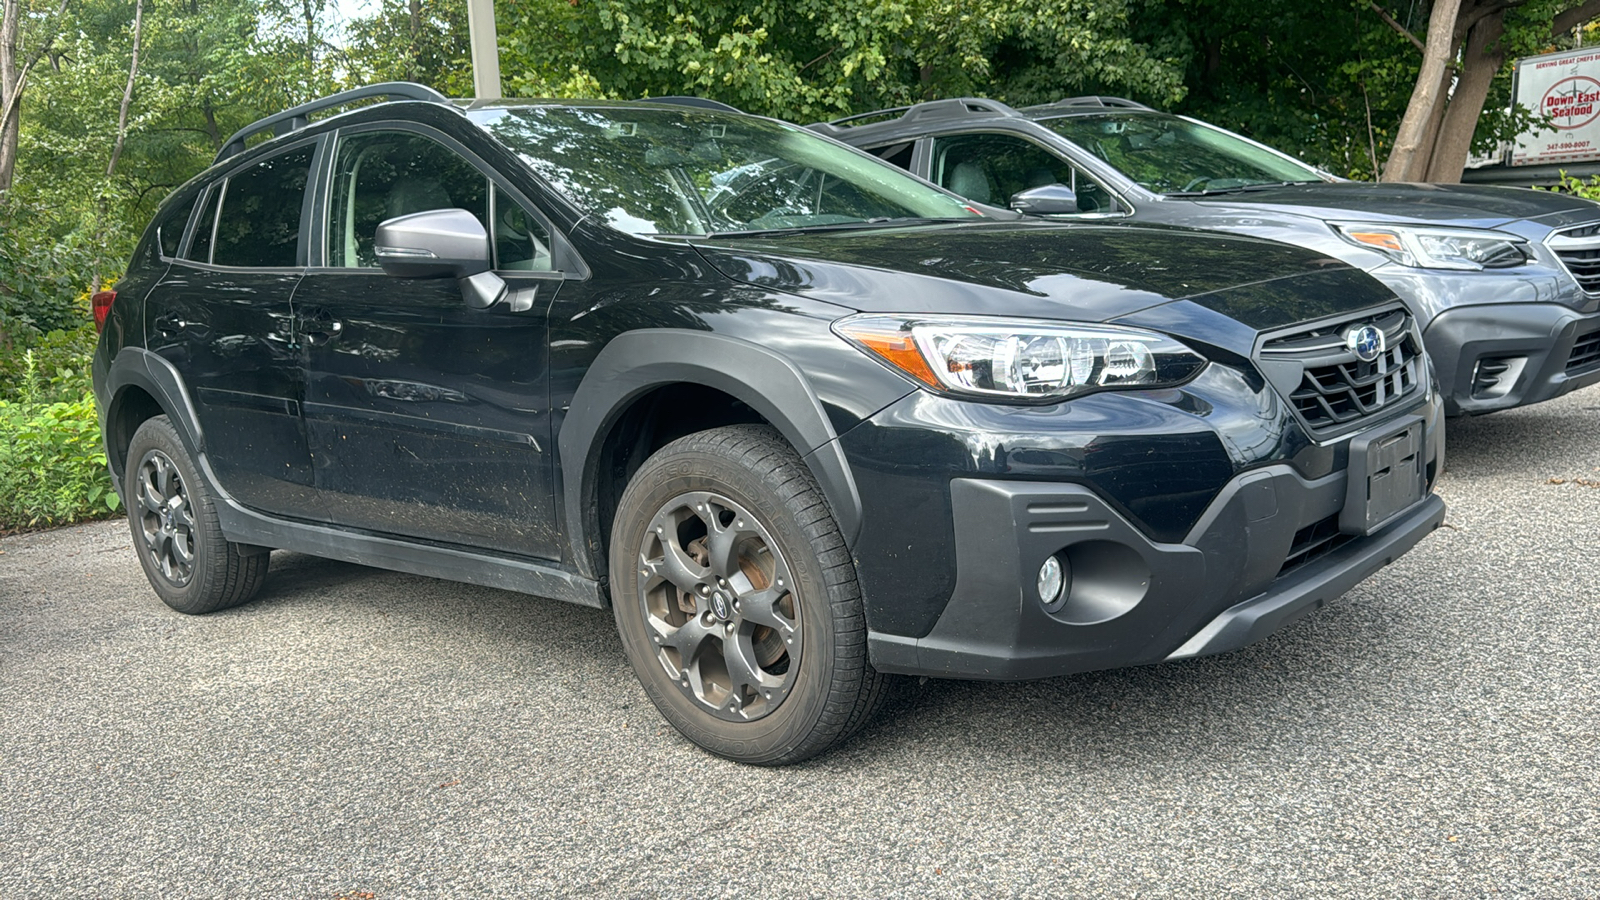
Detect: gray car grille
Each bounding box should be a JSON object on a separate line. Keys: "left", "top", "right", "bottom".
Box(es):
{"left": 1258, "top": 307, "right": 1423, "bottom": 436}
{"left": 1547, "top": 222, "right": 1600, "bottom": 294}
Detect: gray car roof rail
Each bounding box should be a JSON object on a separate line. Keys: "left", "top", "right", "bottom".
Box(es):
{"left": 639, "top": 96, "right": 745, "bottom": 113}
{"left": 214, "top": 81, "right": 453, "bottom": 165}
{"left": 1022, "top": 96, "right": 1154, "bottom": 114}
{"left": 809, "top": 97, "right": 1023, "bottom": 138}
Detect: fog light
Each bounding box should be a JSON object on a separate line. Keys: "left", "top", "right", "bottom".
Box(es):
{"left": 1037, "top": 555, "right": 1064, "bottom": 606}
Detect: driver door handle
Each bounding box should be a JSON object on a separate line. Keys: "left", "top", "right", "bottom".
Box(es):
{"left": 297, "top": 310, "right": 344, "bottom": 345}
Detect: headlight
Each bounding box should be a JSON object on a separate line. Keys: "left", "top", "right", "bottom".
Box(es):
{"left": 1334, "top": 223, "right": 1529, "bottom": 270}
{"left": 832, "top": 314, "right": 1206, "bottom": 402}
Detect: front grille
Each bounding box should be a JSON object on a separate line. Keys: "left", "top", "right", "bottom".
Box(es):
{"left": 1278, "top": 514, "right": 1356, "bottom": 577}
{"left": 1569, "top": 330, "right": 1600, "bottom": 373}
{"left": 1548, "top": 223, "right": 1600, "bottom": 294}
{"left": 1259, "top": 307, "right": 1423, "bottom": 436}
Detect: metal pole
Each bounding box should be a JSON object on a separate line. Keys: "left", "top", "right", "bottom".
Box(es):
{"left": 466, "top": 0, "right": 501, "bottom": 100}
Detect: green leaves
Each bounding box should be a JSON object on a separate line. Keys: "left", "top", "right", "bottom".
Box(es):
{"left": 492, "top": 0, "right": 1185, "bottom": 123}
{"left": 0, "top": 390, "right": 120, "bottom": 531}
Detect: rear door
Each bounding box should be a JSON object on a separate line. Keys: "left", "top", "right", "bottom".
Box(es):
{"left": 294, "top": 123, "right": 565, "bottom": 559}
{"left": 145, "top": 140, "right": 323, "bottom": 518}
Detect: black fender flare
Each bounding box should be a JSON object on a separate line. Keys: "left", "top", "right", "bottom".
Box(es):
{"left": 102, "top": 347, "right": 207, "bottom": 486}
{"left": 558, "top": 329, "right": 864, "bottom": 580}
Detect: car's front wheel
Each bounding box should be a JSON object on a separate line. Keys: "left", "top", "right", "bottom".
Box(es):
{"left": 609, "top": 425, "right": 886, "bottom": 765}
{"left": 124, "top": 416, "right": 269, "bottom": 614}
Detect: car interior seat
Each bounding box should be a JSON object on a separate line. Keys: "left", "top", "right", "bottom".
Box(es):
{"left": 947, "top": 161, "right": 993, "bottom": 204}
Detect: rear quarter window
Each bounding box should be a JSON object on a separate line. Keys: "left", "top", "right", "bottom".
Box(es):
{"left": 212, "top": 144, "right": 315, "bottom": 268}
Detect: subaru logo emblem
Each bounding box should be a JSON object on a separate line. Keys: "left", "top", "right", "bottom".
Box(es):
{"left": 1345, "top": 324, "right": 1385, "bottom": 363}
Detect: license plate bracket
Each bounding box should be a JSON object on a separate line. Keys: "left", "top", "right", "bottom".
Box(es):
{"left": 1339, "top": 414, "right": 1425, "bottom": 536}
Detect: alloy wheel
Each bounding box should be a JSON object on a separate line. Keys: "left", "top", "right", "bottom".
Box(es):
{"left": 636, "top": 491, "right": 800, "bottom": 721}
{"left": 134, "top": 449, "right": 196, "bottom": 586}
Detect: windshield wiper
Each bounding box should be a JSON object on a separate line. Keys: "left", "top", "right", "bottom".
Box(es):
{"left": 1164, "top": 180, "right": 1323, "bottom": 198}
{"left": 703, "top": 216, "right": 972, "bottom": 238}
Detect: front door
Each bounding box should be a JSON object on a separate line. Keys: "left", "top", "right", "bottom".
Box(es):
{"left": 296, "top": 126, "right": 564, "bottom": 560}
{"left": 146, "top": 141, "right": 322, "bottom": 518}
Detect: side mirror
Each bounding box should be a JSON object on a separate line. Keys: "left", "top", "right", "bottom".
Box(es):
{"left": 374, "top": 208, "right": 492, "bottom": 279}
{"left": 374, "top": 208, "right": 506, "bottom": 309}
{"left": 1009, "top": 184, "right": 1080, "bottom": 216}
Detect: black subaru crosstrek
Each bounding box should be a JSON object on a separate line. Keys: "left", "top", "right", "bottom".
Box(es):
{"left": 813, "top": 96, "right": 1600, "bottom": 416}
{"left": 92, "top": 83, "right": 1446, "bottom": 764}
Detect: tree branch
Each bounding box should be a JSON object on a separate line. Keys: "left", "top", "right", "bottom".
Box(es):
{"left": 107, "top": 0, "right": 144, "bottom": 178}
{"left": 1553, "top": 0, "right": 1600, "bottom": 35}
{"left": 1367, "top": 1, "right": 1426, "bottom": 53}
{"left": 0, "top": 0, "right": 71, "bottom": 146}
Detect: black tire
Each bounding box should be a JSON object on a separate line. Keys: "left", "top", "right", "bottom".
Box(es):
{"left": 609, "top": 424, "right": 887, "bottom": 765}
{"left": 124, "top": 416, "right": 269, "bottom": 614}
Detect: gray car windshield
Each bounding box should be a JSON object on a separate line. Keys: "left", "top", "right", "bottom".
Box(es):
{"left": 472, "top": 106, "right": 976, "bottom": 236}
{"left": 1041, "top": 112, "right": 1326, "bottom": 195}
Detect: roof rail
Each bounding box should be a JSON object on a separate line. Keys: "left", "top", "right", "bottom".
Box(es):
{"left": 810, "top": 97, "right": 1021, "bottom": 137}
{"left": 215, "top": 82, "right": 452, "bottom": 165}
{"left": 640, "top": 96, "right": 744, "bottom": 114}
{"left": 1024, "top": 96, "right": 1154, "bottom": 113}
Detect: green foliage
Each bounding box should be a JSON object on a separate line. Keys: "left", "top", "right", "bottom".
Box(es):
{"left": 0, "top": 381, "right": 120, "bottom": 532}
{"left": 0, "top": 326, "right": 97, "bottom": 404}
{"left": 0, "top": 224, "right": 94, "bottom": 346}
{"left": 495, "top": 0, "right": 1186, "bottom": 122}
{"left": 1541, "top": 170, "right": 1600, "bottom": 199}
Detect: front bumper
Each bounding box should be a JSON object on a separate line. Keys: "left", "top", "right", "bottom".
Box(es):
{"left": 866, "top": 467, "right": 1445, "bottom": 682}
{"left": 1425, "top": 302, "right": 1600, "bottom": 415}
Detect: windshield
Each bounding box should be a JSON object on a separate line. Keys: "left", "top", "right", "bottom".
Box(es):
{"left": 471, "top": 106, "right": 976, "bottom": 236}
{"left": 1039, "top": 112, "right": 1326, "bottom": 195}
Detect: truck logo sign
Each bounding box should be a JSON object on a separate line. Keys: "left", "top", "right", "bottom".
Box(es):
{"left": 1541, "top": 75, "right": 1600, "bottom": 129}
{"left": 1346, "top": 325, "right": 1385, "bottom": 363}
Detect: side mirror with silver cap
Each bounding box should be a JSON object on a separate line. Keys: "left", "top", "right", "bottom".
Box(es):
{"left": 373, "top": 208, "right": 506, "bottom": 309}
{"left": 1009, "top": 184, "right": 1081, "bottom": 216}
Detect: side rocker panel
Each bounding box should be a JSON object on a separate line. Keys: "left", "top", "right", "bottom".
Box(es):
{"left": 558, "top": 329, "right": 867, "bottom": 581}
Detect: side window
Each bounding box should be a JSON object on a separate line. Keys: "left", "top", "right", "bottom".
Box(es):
{"left": 154, "top": 197, "right": 192, "bottom": 259}
{"left": 930, "top": 133, "right": 1119, "bottom": 213}
{"left": 492, "top": 184, "right": 553, "bottom": 272}
{"left": 327, "top": 130, "right": 489, "bottom": 268}
{"left": 183, "top": 185, "right": 221, "bottom": 263}
{"left": 870, "top": 141, "right": 915, "bottom": 171}
{"left": 212, "top": 144, "right": 314, "bottom": 267}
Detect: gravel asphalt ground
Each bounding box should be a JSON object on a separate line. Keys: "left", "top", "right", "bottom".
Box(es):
{"left": 3, "top": 386, "right": 1598, "bottom": 899}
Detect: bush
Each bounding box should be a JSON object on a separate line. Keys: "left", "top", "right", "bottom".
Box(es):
{"left": 1542, "top": 171, "right": 1600, "bottom": 202}
{"left": 0, "top": 325, "right": 97, "bottom": 404}
{"left": 0, "top": 350, "right": 120, "bottom": 532}
{"left": 0, "top": 226, "right": 96, "bottom": 346}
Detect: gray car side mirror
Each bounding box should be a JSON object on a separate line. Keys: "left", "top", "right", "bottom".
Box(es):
{"left": 375, "top": 208, "right": 492, "bottom": 278}
{"left": 1009, "top": 184, "right": 1081, "bottom": 216}
{"left": 373, "top": 208, "right": 506, "bottom": 309}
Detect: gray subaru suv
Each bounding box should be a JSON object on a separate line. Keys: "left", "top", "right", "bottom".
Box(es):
{"left": 813, "top": 96, "right": 1600, "bottom": 416}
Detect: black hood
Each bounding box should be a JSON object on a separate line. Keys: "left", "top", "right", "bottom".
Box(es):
{"left": 1191, "top": 181, "right": 1600, "bottom": 228}
{"left": 688, "top": 221, "right": 1379, "bottom": 327}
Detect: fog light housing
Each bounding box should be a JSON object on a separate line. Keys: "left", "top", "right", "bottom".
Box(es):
{"left": 1037, "top": 555, "right": 1065, "bottom": 607}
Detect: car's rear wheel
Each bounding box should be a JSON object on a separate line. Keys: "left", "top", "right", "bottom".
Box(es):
{"left": 609, "top": 424, "right": 887, "bottom": 765}
{"left": 124, "top": 416, "right": 269, "bottom": 614}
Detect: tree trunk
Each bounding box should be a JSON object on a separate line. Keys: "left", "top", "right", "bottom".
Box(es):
{"left": 107, "top": 0, "right": 145, "bottom": 179}
{"left": 1411, "top": 61, "right": 1456, "bottom": 180}
{"left": 1425, "top": 9, "right": 1507, "bottom": 182}
{"left": 1382, "top": 0, "right": 1463, "bottom": 182}
{"left": 409, "top": 0, "right": 422, "bottom": 83}
{"left": 0, "top": 0, "right": 21, "bottom": 195}
{"left": 302, "top": 0, "right": 317, "bottom": 76}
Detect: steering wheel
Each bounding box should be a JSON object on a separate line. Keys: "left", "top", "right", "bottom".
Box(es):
{"left": 1180, "top": 177, "right": 1211, "bottom": 192}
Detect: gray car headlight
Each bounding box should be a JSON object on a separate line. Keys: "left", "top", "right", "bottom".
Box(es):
{"left": 1335, "top": 223, "right": 1529, "bottom": 270}
{"left": 833, "top": 314, "right": 1206, "bottom": 402}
